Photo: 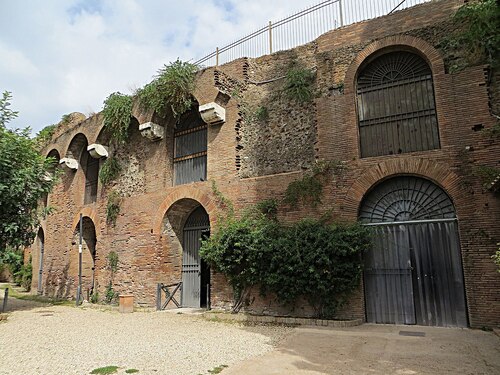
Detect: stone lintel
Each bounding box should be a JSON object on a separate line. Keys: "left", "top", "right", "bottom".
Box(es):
{"left": 87, "top": 143, "right": 109, "bottom": 159}
{"left": 139, "top": 122, "right": 164, "bottom": 141}
{"left": 59, "top": 157, "right": 78, "bottom": 170}
{"left": 199, "top": 102, "right": 225, "bottom": 125}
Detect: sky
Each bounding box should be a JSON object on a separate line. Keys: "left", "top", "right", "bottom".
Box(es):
{"left": 0, "top": 0, "right": 317, "bottom": 134}
{"left": 0, "top": 0, "right": 423, "bottom": 135}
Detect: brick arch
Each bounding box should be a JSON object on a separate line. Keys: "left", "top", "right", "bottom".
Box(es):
{"left": 152, "top": 186, "right": 218, "bottom": 235}
{"left": 71, "top": 208, "right": 100, "bottom": 238}
{"left": 343, "top": 158, "right": 463, "bottom": 220}
{"left": 344, "top": 35, "right": 445, "bottom": 97}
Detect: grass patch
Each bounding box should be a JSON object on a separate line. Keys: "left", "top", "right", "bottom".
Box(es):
{"left": 208, "top": 365, "right": 228, "bottom": 374}
{"left": 125, "top": 370, "right": 139, "bottom": 374}
{"left": 90, "top": 366, "right": 119, "bottom": 374}
{"left": 0, "top": 284, "right": 72, "bottom": 306}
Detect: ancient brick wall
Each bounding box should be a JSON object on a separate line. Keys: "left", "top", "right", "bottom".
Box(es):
{"left": 31, "top": 0, "right": 500, "bottom": 328}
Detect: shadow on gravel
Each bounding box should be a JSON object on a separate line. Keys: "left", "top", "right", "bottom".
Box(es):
{"left": 0, "top": 283, "right": 70, "bottom": 313}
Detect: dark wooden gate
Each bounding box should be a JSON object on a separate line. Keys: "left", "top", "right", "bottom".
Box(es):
{"left": 360, "top": 176, "right": 467, "bottom": 327}
{"left": 181, "top": 206, "right": 210, "bottom": 308}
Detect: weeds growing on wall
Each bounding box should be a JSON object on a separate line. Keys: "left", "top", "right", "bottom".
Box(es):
{"left": 136, "top": 59, "right": 198, "bottom": 119}
{"left": 34, "top": 124, "right": 57, "bottom": 149}
{"left": 106, "top": 190, "right": 121, "bottom": 226}
{"left": 283, "top": 160, "right": 346, "bottom": 208}
{"left": 474, "top": 165, "right": 500, "bottom": 188}
{"left": 102, "top": 92, "right": 133, "bottom": 145}
{"left": 104, "top": 251, "right": 119, "bottom": 304}
{"left": 200, "top": 204, "right": 372, "bottom": 318}
{"left": 283, "top": 66, "right": 315, "bottom": 103}
{"left": 99, "top": 157, "right": 122, "bottom": 186}
{"left": 452, "top": 0, "right": 499, "bottom": 67}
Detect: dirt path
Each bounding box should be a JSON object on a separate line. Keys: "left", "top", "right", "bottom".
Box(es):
{"left": 224, "top": 324, "right": 500, "bottom": 374}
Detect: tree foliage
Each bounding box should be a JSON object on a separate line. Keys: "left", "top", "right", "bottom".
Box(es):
{"left": 0, "top": 91, "right": 55, "bottom": 253}
{"left": 200, "top": 206, "right": 372, "bottom": 318}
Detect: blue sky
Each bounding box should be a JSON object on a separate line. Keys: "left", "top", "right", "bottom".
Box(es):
{"left": 0, "top": 0, "right": 314, "bottom": 134}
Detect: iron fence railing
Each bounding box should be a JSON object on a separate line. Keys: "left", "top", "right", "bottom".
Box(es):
{"left": 193, "top": 0, "right": 431, "bottom": 67}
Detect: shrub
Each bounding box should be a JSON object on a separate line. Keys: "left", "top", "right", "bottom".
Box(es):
{"left": 200, "top": 207, "right": 372, "bottom": 318}
{"left": 102, "top": 92, "right": 133, "bottom": 145}
{"left": 136, "top": 59, "right": 198, "bottom": 119}
{"left": 283, "top": 66, "right": 315, "bottom": 103}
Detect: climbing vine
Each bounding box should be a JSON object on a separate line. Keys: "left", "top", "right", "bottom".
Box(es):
{"left": 136, "top": 59, "right": 198, "bottom": 119}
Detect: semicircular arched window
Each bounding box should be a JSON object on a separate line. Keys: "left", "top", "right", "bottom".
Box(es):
{"left": 357, "top": 51, "right": 440, "bottom": 157}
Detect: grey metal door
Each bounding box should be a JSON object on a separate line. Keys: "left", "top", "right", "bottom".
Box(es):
{"left": 181, "top": 206, "right": 209, "bottom": 308}
{"left": 361, "top": 177, "right": 467, "bottom": 327}
{"left": 409, "top": 221, "right": 467, "bottom": 327}
{"left": 364, "top": 224, "right": 415, "bottom": 324}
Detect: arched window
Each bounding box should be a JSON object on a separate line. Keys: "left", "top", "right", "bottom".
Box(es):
{"left": 173, "top": 102, "right": 207, "bottom": 185}
{"left": 357, "top": 51, "right": 440, "bottom": 157}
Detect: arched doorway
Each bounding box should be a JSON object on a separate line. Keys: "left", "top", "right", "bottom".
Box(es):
{"left": 72, "top": 217, "right": 97, "bottom": 299}
{"left": 182, "top": 206, "right": 210, "bottom": 308}
{"left": 360, "top": 176, "right": 467, "bottom": 327}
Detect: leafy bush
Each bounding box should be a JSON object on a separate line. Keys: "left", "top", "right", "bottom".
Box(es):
{"left": 283, "top": 66, "right": 315, "bottom": 103}
{"left": 1, "top": 249, "right": 32, "bottom": 290}
{"left": 99, "top": 157, "right": 122, "bottom": 186}
{"left": 200, "top": 208, "right": 372, "bottom": 318}
{"left": 17, "top": 261, "right": 32, "bottom": 291}
{"left": 136, "top": 59, "right": 198, "bottom": 119}
{"left": 102, "top": 92, "right": 133, "bottom": 145}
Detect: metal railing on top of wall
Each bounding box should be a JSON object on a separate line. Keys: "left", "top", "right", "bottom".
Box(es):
{"left": 193, "top": 0, "right": 431, "bottom": 67}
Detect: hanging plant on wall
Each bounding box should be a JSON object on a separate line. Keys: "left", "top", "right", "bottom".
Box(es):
{"left": 102, "top": 92, "right": 133, "bottom": 145}
{"left": 99, "top": 157, "right": 122, "bottom": 186}
{"left": 136, "top": 59, "right": 198, "bottom": 119}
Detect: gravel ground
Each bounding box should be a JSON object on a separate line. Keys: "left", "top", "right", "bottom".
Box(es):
{"left": 0, "top": 302, "right": 293, "bottom": 375}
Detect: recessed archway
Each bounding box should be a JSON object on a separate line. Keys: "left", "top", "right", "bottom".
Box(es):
{"left": 360, "top": 176, "right": 467, "bottom": 327}
{"left": 162, "top": 199, "right": 210, "bottom": 308}
{"left": 72, "top": 216, "right": 97, "bottom": 299}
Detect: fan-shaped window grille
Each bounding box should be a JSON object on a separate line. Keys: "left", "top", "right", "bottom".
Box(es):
{"left": 184, "top": 206, "right": 210, "bottom": 229}
{"left": 357, "top": 51, "right": 440, "bottom": 157}
{"left": 359, "top": 176, "right": 455, "bottom": 223}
